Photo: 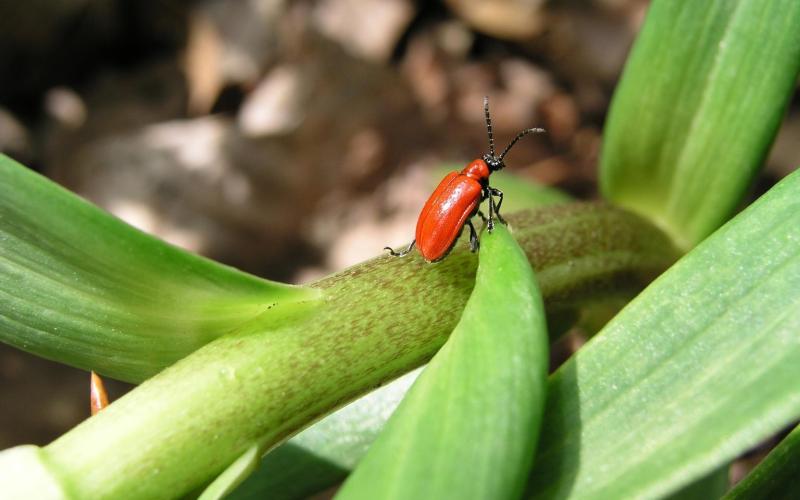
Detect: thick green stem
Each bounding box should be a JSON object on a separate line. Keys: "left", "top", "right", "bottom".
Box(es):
{"left": 37, "top": 204, "right": 676, "bottom": 499}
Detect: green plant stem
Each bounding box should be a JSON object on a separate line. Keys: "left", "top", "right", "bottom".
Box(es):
{"left": 31, "top": 204, "right": 675, "bottom": 499}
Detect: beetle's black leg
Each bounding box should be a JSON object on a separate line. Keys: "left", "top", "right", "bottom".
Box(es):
{"left": 384, "top": 239, "right": 415, "bottom": 257}
{"left": 476, "top": 209, "right": 488, "bottom": 224}
{"left": 489, "top": 187, "right": 506, "bottom": 225}
{"left": 487, "top": 194, "right": 497, "bottom": 232}
{"left": 480, "top": 186, "right": 493, "bottom": 229}
{"left": 466, "top": 219, "right": 479, "bottom": 252}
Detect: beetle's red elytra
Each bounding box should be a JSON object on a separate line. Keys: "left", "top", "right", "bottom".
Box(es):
{"left": 385, "top": 96, "right": 544, "bottom": 262}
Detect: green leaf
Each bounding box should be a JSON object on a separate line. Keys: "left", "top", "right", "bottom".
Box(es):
{"left": 0, "top": 155, "right": 317, "bottom": 383}
{"left": 600, "top": 0, "right": 800, "bottom": 248}
{"left": 337, "top": 223, "right": 548, "bottom": 500}
{"left": 17, "top": 204, "right": 675, "bottom": 500}
{"left": 724, "top": 424, "right": 800, "bottom": 500}
{"left": 527, "top": 169, "right": 800, "bottom": 498}
{"left": 226, "top": 442, "right": 348, "bottom": 500}
{"left": 197, "top": 445, "right": 260, "bottom": 500}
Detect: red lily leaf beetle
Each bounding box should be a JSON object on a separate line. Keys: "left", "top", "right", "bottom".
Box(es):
{"left": 385, "top": 96, "right": 545, "bottom": 262}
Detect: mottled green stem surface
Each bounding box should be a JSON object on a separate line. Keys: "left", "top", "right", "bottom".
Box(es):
{"left": 26, "top": 205, "right": 675, "bottom": 499}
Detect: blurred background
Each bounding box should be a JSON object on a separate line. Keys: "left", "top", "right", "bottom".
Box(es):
{"left": 0, "top": 0, "right": 798, "bottom": 478}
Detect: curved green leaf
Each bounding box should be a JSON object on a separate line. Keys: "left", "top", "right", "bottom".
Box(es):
{"left": 528, "top": 169, "right": 800, "bottom": 498}
{"left": 601, "top": 0, "right": 800, "bottom": 248}
{"left": 337, "top": 224, "right": 548, "bottom": 499}
{"left": 198, "top": 445, "right": 260, "bottom": 500}
{"left": 724, "top": 424, "right": 800, "bottom": 500}
{"left": 0, "top": 155, "right": 316, "bottom": 382}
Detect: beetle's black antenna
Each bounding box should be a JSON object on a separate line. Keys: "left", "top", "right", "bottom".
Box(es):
{"left": 484, "top": 96, "right": 496, "bottom": 158}
{"left": 499, "top": 127, "right": 545, "bottom": 161}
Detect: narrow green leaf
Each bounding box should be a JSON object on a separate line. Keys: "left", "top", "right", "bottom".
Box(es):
{"left": 724, "top": 424, "right": 800, "bottom": 500}
{"left": 600, "top": 0, "right": 800, "bottom": 248}
{"left": 197, "top": 445, "right": 260, "bottom": 500}
{"left": 0, "top": 155, "right": 317, "bottom": 382}
{"left": 21, "top": 204, "right": 675, "bottom": 500}
{"left": 337, "top": 223, "right": 548, "bottom": 500}
{"left": 528, "top": 169, "right": 800, "bottom": 498}
{"left": 226, "top": 442, "right": 348, "bottom": 500}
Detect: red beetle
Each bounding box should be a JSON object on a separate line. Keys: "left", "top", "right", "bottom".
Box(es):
{"left": 386, "top": 96, "right": 544, "bottom": 262}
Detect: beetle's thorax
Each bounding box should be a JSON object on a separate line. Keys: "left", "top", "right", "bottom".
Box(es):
{"left": 462, "top": 158, "right": 491, "bottom": 182}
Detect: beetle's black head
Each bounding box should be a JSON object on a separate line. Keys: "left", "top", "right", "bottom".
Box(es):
{"left": 482, "top": 153, "right": 505, "bottom": 172}
{"left": 483, "top": 96, "right": 545, "bottom": 172}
